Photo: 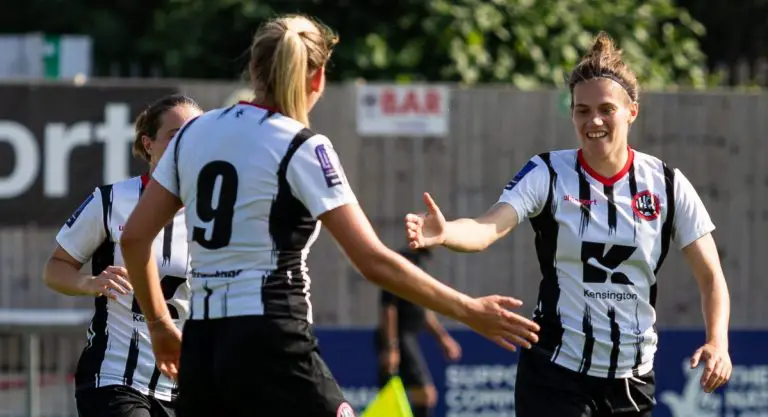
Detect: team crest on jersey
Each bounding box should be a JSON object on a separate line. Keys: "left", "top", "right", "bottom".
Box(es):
{"left": 504, "top": 160, "right": 537, "bottom": 190}
{"left": 336, "top": 402, "right": 355, "bottom": 417}
{"left": 632, "top": 190, "right": 661, "bottom": 221}
{"left": 65, "top": 193, "right": 94, "bottom": 227}
{"left": 315, "top": 144, "right": 343, "bottom": 188}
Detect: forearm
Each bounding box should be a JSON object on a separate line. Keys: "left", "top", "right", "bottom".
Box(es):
{"left": 43, "top": 259, "right": 93, "bottom": 296}
{"left": 425, "top": 311, "right": 449, "bottom": 339}
{"left": 121, "top": 240, "right": 168, "bottom": 322}
{"left": 442, "top": 218, "right": 497, "bottom": 252}
{"left": 359, "top": 248, "right": 474, "bottom": 322}
{"left": 381, "top": 306, "right": 399, "bottom": 346}
{"left": 700, "top": 274, "right": 730, "bottom": 349}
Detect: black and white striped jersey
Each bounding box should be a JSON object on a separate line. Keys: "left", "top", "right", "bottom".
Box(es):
{"left": 498, "top": 148, "right": 714, "bottom": 379}
{"left": 56, "top": 174, "right": 190, "bottom": 401}
{"left": 152, "top": 102, "right": 357, "bottom": 323}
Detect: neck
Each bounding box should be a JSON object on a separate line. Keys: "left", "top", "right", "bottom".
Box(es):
{"left": 250, "top": 93, "right": 278, "bottom": 111}
{"left": 580, "top": 145, "right": 630, "bottom": 179}
{"left": 148, "top": 163, "right": 156, "bottom": 177}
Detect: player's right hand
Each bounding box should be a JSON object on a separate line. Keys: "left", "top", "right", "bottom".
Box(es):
{"left": 82, "top": 266, "right": 133, "bottom": 299}
{"left": 463, "top": 295, "right": 540, "bottom": 353}
{"left": 404, "top": 192, "right": 446, "bottom": 249}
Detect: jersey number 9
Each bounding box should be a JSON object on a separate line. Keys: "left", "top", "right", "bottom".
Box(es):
{"left": 192, "top": 161, "right": 239, "bottom": 250}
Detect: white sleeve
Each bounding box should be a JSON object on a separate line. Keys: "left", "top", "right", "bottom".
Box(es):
{"left": 152, "top": 135, "right": 180, "bottom": 196}
{"left": 55, "top": 188, "right": 108, "bottom": 264}
{"left": 286, "top": 134, "right": 358, "bottom": 218}
{"left": 496, "top": 157, "right": 550, "bottom": 223}
{"left": 672, "top": 168, "right": 715, "bottom": 249}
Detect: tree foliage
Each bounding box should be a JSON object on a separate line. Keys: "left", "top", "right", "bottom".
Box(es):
{"left": 0, "top": 0, "right": 726, "bottom": 88}
{"left": 352, "top": 0, "right": 713, "bottom": 89}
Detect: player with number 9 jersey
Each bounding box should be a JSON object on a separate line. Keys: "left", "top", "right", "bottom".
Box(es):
{"left": 44, "top": 95, "right": 202, "bottom": 417}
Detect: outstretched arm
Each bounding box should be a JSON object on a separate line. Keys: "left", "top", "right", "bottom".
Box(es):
{"left": 405, "top": 193, "right": 520, "bottom": 253}
{"left": 441, "top": 203, "right": 520, "bottom": 252}
{"left": 321, "top": 203, "right": 539, "bottom": 352}
{"left": 406, "top": 157, "right": 548, "bottom": 253}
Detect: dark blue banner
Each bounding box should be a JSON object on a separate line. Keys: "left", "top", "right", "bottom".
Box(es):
{"left": 315, "top": 328, "right": 768, "bottom": 417}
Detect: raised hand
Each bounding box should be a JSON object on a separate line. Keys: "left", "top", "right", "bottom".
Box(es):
{"left": 404, "top": 192, "right": 447, "bottom": 249}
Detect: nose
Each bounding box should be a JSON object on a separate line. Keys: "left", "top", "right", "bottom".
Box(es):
{"left": 589, "top": 116, "right": 604, "bottom": 127}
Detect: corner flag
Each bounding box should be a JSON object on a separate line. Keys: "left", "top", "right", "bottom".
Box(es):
{"left": 360, "top": 376, "right": 413, "bottom": 417}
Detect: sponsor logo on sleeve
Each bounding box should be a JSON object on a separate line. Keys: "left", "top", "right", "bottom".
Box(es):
{"left": 315, "top": 144, "right": 343, "bottom": 188}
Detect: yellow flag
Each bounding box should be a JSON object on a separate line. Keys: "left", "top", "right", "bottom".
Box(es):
{"left": 360, "top": 376, "right": 413, "bottom": 417}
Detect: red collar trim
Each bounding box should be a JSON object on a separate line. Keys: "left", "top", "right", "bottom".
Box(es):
{"left": 238, "top": 101, "right": 280, "bottom": 113}
{"left": 140, "top": 173, "right": 149, "bottom": 187}
{"left": 577, "top": 146, "right": 634, "bottom": 186}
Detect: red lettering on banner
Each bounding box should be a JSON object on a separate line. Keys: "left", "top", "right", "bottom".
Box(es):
{"left": 379, "top": 88, "right": 442, "bottom": 115}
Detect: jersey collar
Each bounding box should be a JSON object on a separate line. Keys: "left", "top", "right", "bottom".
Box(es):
{"left": 577, "top": 146, "right": 634, "bottom": 186}
{"left": 140, "top": 173, "right": 150, "bottom": 187}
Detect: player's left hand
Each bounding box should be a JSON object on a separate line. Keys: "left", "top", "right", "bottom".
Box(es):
{"left": 147, "top": 316, "right": 182, "bottom": 381}
{"left": 690, "top": 343, "right": 732, "bottom": 393}
{"left": 440, "top": 336, "right": 462, "bottom": 362}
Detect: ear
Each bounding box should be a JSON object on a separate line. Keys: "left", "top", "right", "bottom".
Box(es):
{"left": 141, "top": 135, "right": 153, "bottom": 155}
{"left": 628, "top": 101, "right": 639, "bottom": 124}
{"left": 309, "top": 66, "right": 325, "bottom": 92}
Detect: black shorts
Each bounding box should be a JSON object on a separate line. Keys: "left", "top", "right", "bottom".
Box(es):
{"left": 176, "top": 316, "right": 353, "bottom": 417}
{"left": 375, "top": 332, "right": 432, "bottom": 388}
{"left": 515, "top": 349, "right": 656, "bottom": 417}
{"left": 75, "top": 385, "right": 174, "bottom": 417}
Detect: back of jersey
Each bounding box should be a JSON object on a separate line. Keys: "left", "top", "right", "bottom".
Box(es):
{"left": 152, "top": 102, "right": 357, "bottom": 322}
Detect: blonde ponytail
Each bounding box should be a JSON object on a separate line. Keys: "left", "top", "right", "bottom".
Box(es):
{"left": 271, "top": 30, "right": 310, "bottom": 126}
{"left": 248, "top": 14, "right": 338, "bottom": 127}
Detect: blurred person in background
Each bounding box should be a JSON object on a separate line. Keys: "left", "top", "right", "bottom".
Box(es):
{"left": 404, "top": 32, "right": 732, "bottom": 417}
{"left": 119, "top": 13, "right": 539, "bottom": 417}
{"left": 376, "top": 247, "right": 462, "bottom": 417}
{"left": 43, "top": 94, "right": 202, "bottom": 417}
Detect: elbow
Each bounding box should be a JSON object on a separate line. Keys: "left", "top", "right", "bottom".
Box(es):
{"left": 119, "top": 226, "right": 150, "bottom": 254}
{"left": 42, "top": 260, "right": 55, "bottom": 288}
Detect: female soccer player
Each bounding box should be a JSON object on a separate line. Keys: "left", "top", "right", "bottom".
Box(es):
{"left": 119, "top": 14, "right": 540, "bottom": 417}
{"left": 404, "top": 32, "right": 732, "bottom": 417}
{"left": 44, "top": 94, "right": 201, "bottom": 417}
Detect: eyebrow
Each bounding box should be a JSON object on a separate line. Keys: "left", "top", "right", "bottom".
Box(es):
{"left": 167, "top": 128, "right": 180, "bottom": 135}
{"left": 574, "top": 102, "right": 618, "bottom": 108}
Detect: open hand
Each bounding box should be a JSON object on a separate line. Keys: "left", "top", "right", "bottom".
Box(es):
{"left": 691, "top": 343, "right": 732, "bottom": 393}
{"left": 462, "top": 295, "right": 539, "bottom": 352}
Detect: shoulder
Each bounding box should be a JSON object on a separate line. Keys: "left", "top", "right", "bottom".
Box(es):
{"left": 529, "top": 148, "right": 578, "bottom": 169}
{"left": 108, "top": 176, "right": 143, "bottom": 195}
{"left": 631, "top": 149, "right": 678, "bottom": 188}
{"left": 515, "top": 148, "right": 578, "bottom": 177}
{"left": 632, "top": 149, "right": 669, "bottom": 170}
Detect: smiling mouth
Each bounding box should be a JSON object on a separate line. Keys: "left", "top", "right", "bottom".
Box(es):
{"left": 586, "top": 131, "right": 608, "bottom": 139}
